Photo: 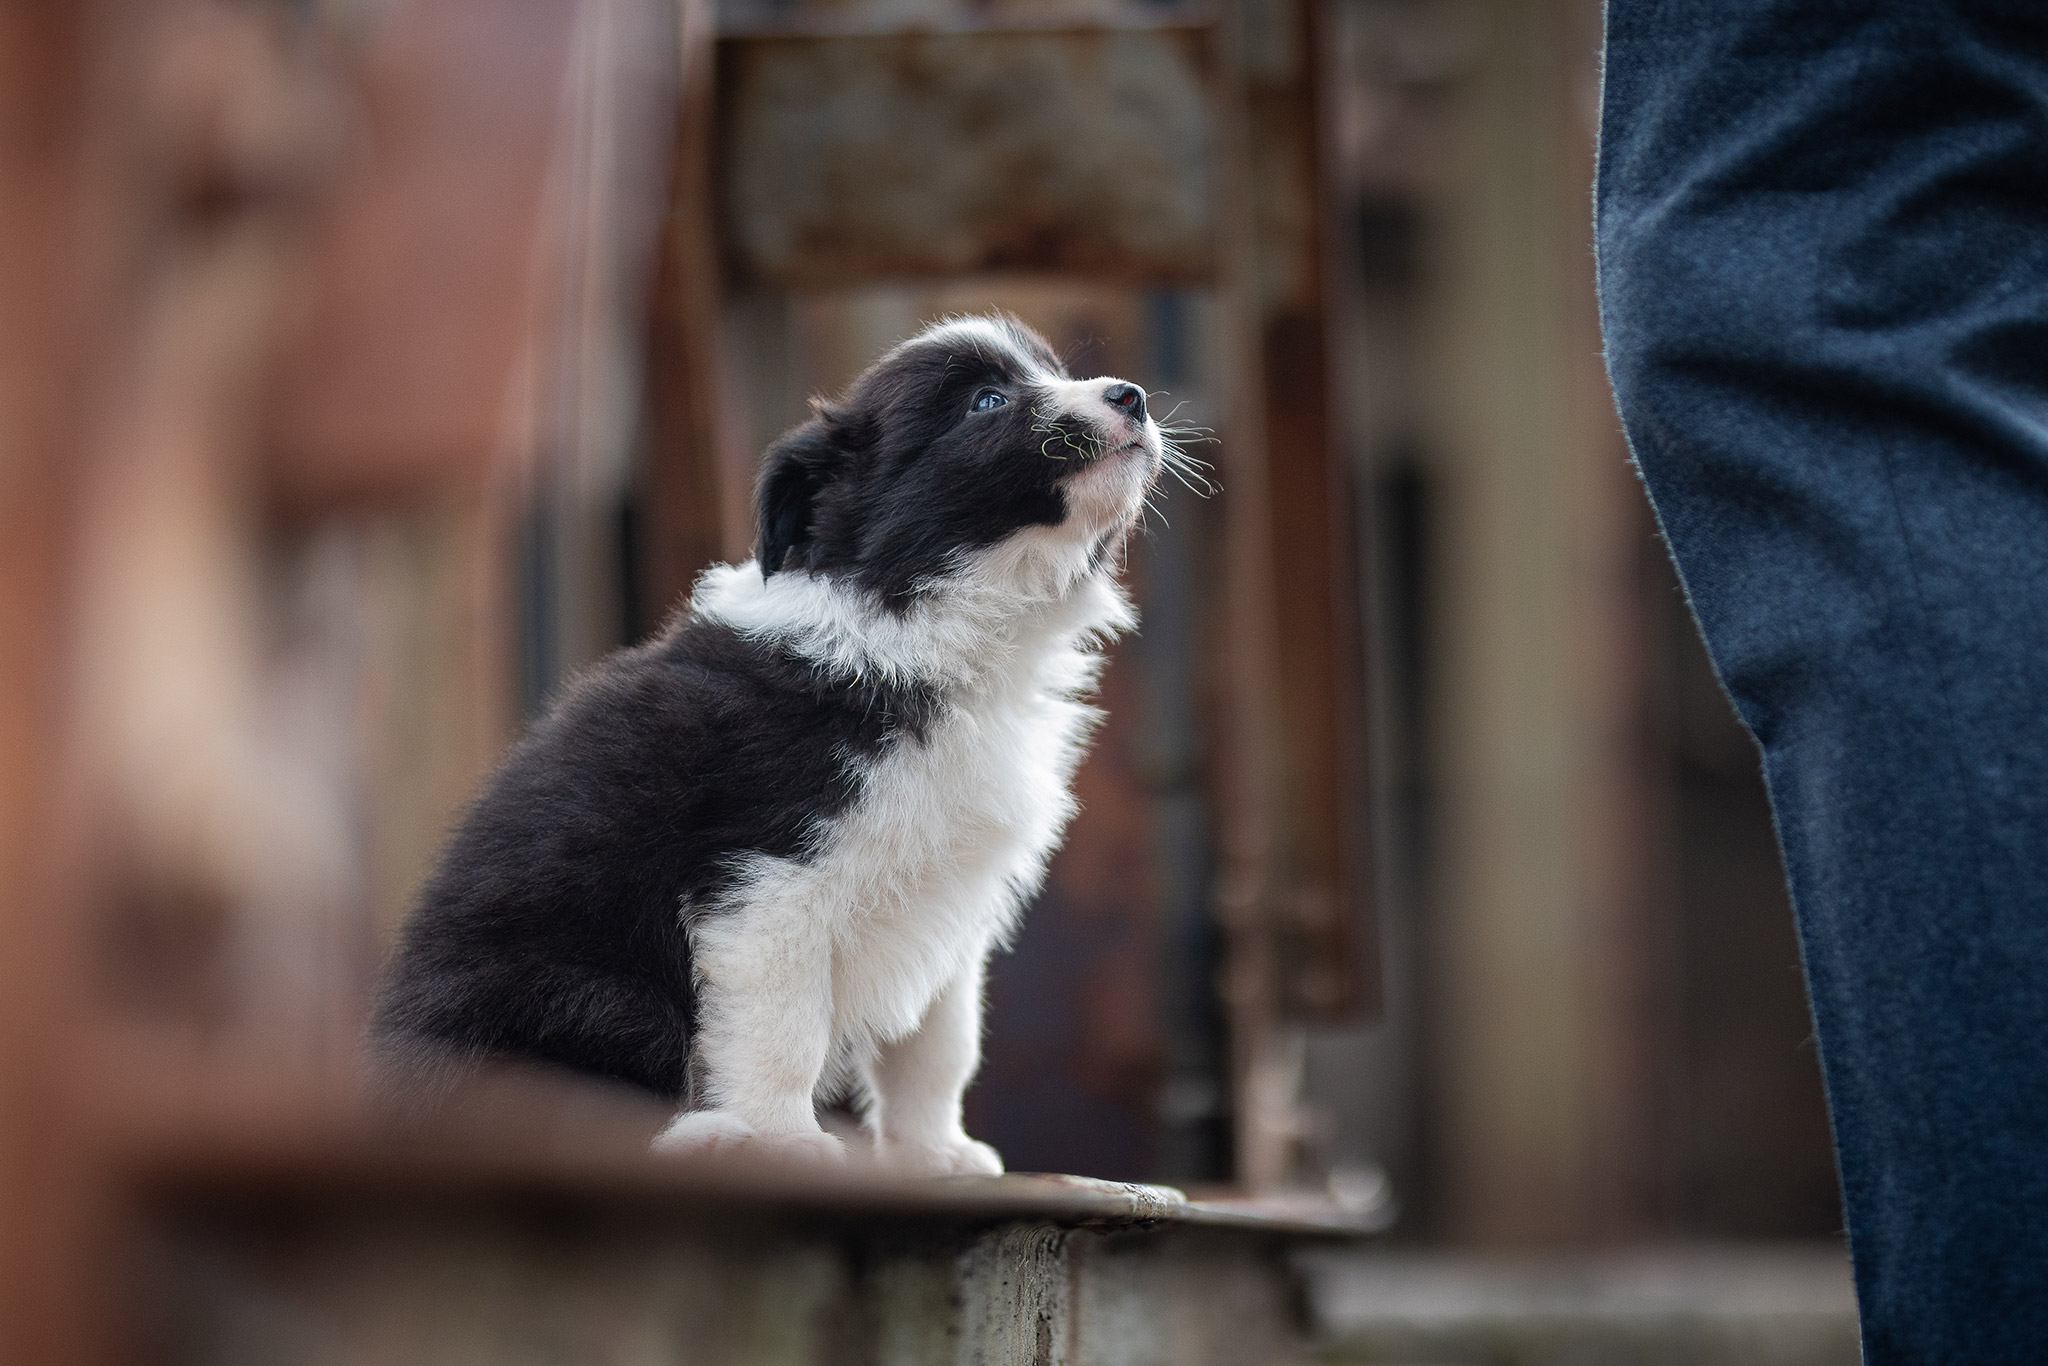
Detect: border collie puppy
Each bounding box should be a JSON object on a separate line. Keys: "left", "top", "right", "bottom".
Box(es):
{"left": 373, "top": 315, "right": 1163, "bottom": 1174}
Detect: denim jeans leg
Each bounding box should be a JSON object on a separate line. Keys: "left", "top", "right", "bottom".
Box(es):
{"left": 1597, "top": 2, "right": 2048, "bottom": 1358}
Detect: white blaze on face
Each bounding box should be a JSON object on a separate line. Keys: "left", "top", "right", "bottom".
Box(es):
{"left": 913, "top": 317, "right": 1161, "bottom": 596}
{"left": 1032, "top": 373, "right": 1161, "bottom": 543}
{"left": 975, "top": 369, "right": 1161, "bottom": 599}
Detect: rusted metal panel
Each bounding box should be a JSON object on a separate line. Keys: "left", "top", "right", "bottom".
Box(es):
{"left": 718, "top": 27, "right": 1219, "bottom": 286}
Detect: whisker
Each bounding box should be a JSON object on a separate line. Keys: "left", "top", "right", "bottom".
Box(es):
{"left": 1156, "top": 436, "right": 1219, "bottom": 495}
{"left": 1159, "top": 463, "right": 1213, "bottom": 497}
{"left": 1032, "top": 409, "right": 1071, "bottom": 460}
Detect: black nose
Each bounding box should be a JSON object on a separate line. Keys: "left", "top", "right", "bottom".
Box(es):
{"left": 1104, "top": 382, "right": 1147, "bottom": 423}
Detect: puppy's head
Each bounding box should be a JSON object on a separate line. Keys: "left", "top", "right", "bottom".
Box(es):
{"left": 755, "top": 315, "right": 1162, "bottom": 601}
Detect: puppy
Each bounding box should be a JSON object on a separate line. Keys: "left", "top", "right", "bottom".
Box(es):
{"left": 373, "top": 315, "right": 1165, "bottom": 1174}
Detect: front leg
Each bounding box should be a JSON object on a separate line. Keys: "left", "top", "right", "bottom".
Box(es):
{"left": 653, "top": 911, "right": 843, "bottom": 1164}
{"left": 866, "top": 955, "right": 1004, "bottom": 1177}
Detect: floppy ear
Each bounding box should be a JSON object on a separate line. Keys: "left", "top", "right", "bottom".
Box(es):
{"left": 756, "top": 413, "right": 840, "bottom": 577}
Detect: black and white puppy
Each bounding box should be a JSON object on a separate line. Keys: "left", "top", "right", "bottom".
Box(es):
{"left": 373, "top": 315, "right": 1163, "bottom": 1175}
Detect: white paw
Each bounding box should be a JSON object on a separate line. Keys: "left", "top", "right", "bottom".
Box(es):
{"left": 651, "top": 1111, "right": 847, "bottom": 1166}
{"left": 875, "top": 1133, "right": 1005, "bottom": 1178}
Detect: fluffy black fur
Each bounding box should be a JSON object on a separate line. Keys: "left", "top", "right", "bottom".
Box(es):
{"left": 373, "top": 623, "right": 940, "bottom": 1098}
{"left": 763, "top": 319, "right": 1073, "bottom": 599}
{"left": 372, "top": 319, "right": 1085, "bottom": 1099}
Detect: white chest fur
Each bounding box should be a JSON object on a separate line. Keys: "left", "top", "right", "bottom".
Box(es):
{"left": 813, "top": 660, "right": 1094, "bottom": 1046}
{"left": 685, "top": 559, "right": 1129, "bottom": 1061}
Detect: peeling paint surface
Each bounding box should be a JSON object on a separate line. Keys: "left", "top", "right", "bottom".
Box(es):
{"left": 720, "top": 29, "right": 1217, "bottom": 286}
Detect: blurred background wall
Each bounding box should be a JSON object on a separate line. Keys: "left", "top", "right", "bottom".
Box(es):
{"left": 1307, "top": 0, "right": 1837, "bottom": 1245}
{"left": 0, "top": 3, "right": 1845, "bottom": 1355}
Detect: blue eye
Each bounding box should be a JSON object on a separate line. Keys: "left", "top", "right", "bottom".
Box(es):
{"left": 971, "top": 388, "right": 1009, "bottom": 412}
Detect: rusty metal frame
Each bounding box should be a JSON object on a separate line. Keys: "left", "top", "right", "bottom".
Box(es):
{"left": 640, "top": 0, "right": 1380, "bottom": 1190}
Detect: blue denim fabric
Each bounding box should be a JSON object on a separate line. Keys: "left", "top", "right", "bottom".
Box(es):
{"left": 1596, "top": 2, "right": 2048, "bottom": 1358}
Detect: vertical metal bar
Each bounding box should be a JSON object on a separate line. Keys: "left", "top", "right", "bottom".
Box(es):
{"left": 638, "top": 0, "right": 738, "bottom": 617}
{"left": 1208, "top": 0, "right": 1296, "bottom": 1192}
{"left": 1212, "top": 0, "right": 1381, "bottom": 1189}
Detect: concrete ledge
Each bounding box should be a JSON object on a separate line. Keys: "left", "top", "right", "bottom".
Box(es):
{"left": 139, "top": 1172, "right": 1368, "bottom": 1366}
{"left": 119, "top": 1069, "right": 1385, "bottom": 1364}
{"left": 1298, "top": 1245, "right": 1860, "bottom": 1366}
